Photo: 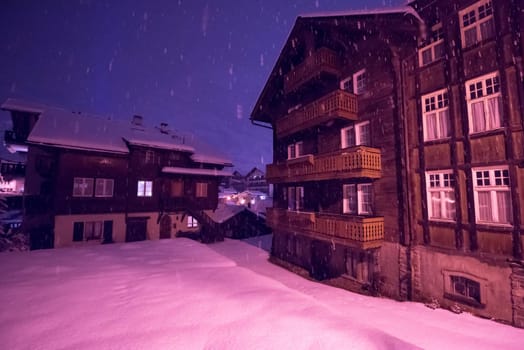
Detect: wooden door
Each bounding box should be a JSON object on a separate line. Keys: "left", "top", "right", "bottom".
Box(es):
{"left": 126, "top": 217, "right": 147, "bottom": 242}
{"left": 159, "top": 215, "right": 171, "bottom": 239}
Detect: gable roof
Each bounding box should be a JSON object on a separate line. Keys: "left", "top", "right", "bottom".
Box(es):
{"left": 250, "top": 6, "right": 422, "bottom": 124}
{"left": 3, "top": 99, "right": 232, "bottom": 166}
{"left": 245, "top": 167, "right": 265, "bottom": 178}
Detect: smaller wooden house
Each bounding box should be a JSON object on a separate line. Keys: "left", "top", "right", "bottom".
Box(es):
{"left": 1, "top": 98, "right": 233, "bottom": 249}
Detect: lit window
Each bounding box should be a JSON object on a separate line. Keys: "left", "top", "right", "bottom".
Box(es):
{"left": 341, "top": 121, "right": 370, "bottom": 148}
{"left": 460, "top": 0, "right": 495, "bottom": 48}
{"left": 422, "top": 89, "right": 450, "bottom": 141}
{"left": 419, "top": 25, "right": 445, "bottom": 66}
{"left": 287, "top": 186, "right": 304, "bottom": 211}
{"left": 73, "top": 177, "right": 94, "bottom": 197}
{"left": 473, "top": 167, "right": 512, "bottom": 224}
{"left": 187, "top": 215, "right": 198, "bottom": 228}
{"left": 287, "top": 141, "right": 303, "bottom": 159}
{"left": 73, "top": 221, "right": 104, "bottom": 242}
{"left": 343, "top": 183, "right": 373, "bottom": 215}
{"left": 196, "top": 182, "right": 208, "bottom": 197}
{"left": 137, "top": 180, "right": 153, "bottom": 197}
{"left": 466, "top": 72, "right": 502, "bottom": 133}
{"left": 426, "top": 171, "right": 456, "bottom": 221}
{"left": 95, "top": 178, "right": 114, "bottom": 197}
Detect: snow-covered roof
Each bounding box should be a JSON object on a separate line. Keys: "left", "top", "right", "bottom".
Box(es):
{"left": 1, "top": 98, "right": 48, "bottom": 114}
{"left": 204, "top": 203, "right": 247, "bottom": 223}
{"left": 162, "top": 166, "right": 233, "bottom": 177}
{"left": 123, "top": 130, "right": 194, "bottom": 153}
{"left": 6, "top": 99, "right": 232, "bottom": 166}
{"left": 28, "top": 109, "right": 130, "bottom": 154}
{"left": 299, "top": 5, "right": 423, "bottom": 23}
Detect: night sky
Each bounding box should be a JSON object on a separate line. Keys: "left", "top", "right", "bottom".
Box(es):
{"left": 1, "top": 0, "right": 402, "bottom": 173}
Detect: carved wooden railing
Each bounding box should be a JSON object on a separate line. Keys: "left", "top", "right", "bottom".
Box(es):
{"left": 284, "top": 47, "right": 341, "bottom": 93}
{"left": 266, "top": 146, "right": 381, "bottom": 183}
{"left": 276, "top": 90, "right": 358, "bottom": 137}
{"left": 266, "top": 207, "right": 384, "bottom": 249}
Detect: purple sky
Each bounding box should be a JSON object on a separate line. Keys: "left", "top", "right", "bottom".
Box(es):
{"left": 1, "top": 0, "right": 402, "bottom": 173}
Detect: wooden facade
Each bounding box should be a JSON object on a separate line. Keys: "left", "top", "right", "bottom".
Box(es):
{"left": 2, "top": 100, "right": 232, "bottom": 249}
{"left": 252, "top": 0, "right": 524, "bottom": 327}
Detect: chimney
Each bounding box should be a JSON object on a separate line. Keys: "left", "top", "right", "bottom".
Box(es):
{"left": 160, "top": 122, "right": 168, "bottom": 134}
{"left": 132, "top": 115, "right": 143, "bottom": 126}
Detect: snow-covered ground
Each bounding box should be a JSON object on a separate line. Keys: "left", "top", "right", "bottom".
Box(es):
{"left": 0, "top": 236, "right": 522, "bottom": 350}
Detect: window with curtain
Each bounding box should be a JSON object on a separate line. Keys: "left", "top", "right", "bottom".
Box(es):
{"left": 343, "top": 183, "right": 373, "bottom": 215}
{"left": 473, "top": 167, "right": 512, "bottom": 224}
{"left": 419, "top": 25, "right": 445, "bottom": 66}
{"left": 466, "top": 72, "right": 502, "bottom": 133}
{"left": 426, "top": 171, "right": 456, "bottom": 221}
{"left": 422, "top": 89, "right": 450, "bottom": 141}
{"left": 459, "top": 0, "right": 495, "bottom": 48}
{"left": 341, "top": 121, "right": 371, "bottom": 148}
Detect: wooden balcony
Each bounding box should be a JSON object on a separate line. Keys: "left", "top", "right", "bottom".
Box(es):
{"left": 276, "top": 90, "right": 357, "bottom": 137}
{"left": 266, "top": 207, "right": 384, "bottom": 249}
{"left": 284, "top": 47, "right": 341, "bottom": 94}
{"left": 267, "top": 146, "right": 381, "bottom": 183}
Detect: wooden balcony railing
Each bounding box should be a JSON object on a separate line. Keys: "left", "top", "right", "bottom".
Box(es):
{"left": 276, "top": 90, "right": 358, "bottom": 137}
{"left": 284, "top": 47, "right": 341, "bottom": 93}
{"left": 267, "top": 146, "right": 381, "bottom": 183}
{"left": 266, "top": 207, "right": 384, "bottom": 249}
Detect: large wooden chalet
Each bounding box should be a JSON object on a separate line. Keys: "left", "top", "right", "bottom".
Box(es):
{"left": 251, "top": 0, "right": 524, "bottom": 327}
{"left": 2, "top": 99, "right": 233, "bottom": 249}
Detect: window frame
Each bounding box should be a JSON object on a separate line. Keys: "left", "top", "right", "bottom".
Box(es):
{"left": 137, "top": 180, "right": 153, "bottom": 197}
{"left": 343, "top": 183, "right": 373, "bottom": 215}
{"left": 94, "top": 178, "right": 114, "bottom": 198}
{"left": 425, "top": 171, "right": 456, "bottom": 221}
{"left": 196, "top": 182, "right": 208, "bottom": 198}
{"left": 459, "top": 0, "right": 495, "bottom": 48}
{"left": 73, "top": 177, "right": 94, "bottom": 197}
{"left": 341, "top": 121, "right": 370, "bottom": 149}
{"left": 422, "top": 89, "right": 451, "bottom": 141}
{"left": 287, "top": 141, "right": 304, "bottom": 160}
{"left": 340, "top": 69, "right": 366, "bottom": 95}
{"left": 287, "top": 186, "right": 304, "bottom": 211}
{"left": 187, "top": 215, "right": 198, "bottom": 228}
{"left": 472, "top": 166, "right": 512, "bottom": 225}
{"left": 418, "top": 24, "right": 445, "bottom": 66}
{"left": 466, "top": 71, "right": 503, "bottom": 134}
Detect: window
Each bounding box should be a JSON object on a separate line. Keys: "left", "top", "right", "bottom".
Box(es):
{"left": 95, "top": 178, "right": 114, "bottom": 197}
{"left": 171, "top": 180, "right": 184, "bottom": 197}
{"left": 426, "top": 171, "right": 456, "bottom": 220}
{"left": 73, "top": 221, "right": 105, "bottom": 242}
{"left": 422, "top": 90, "right": 450, "bottom": 141}
{"left": 341, "top": 121, "right": 370, "bottom": 148}
{"left": 340, "top": 69, "right": 366, "bottom": 95}
{"left": 451, "top": 276, "right": 481, "bottom": 304}
{"left": 343, "top": 183, "right": 373, "bottom": 215}
{"left": 196, "top": 182, "right": 208, "bottom": 197}
{"left": 345, "top": 250, "right": 371, "bottom": 283}
{"left": 287, "top": 186, "right": 304, "bottom": 211}
{"left": 145, "top": 150, "right": 155, "bottom": 164}
{"left": 73, "top": 177, "right": 94, "bottom": 197}
{"left": 419, "top": 25, "right": 445, "bottom": 66}
{"left": 187, "top": 215, "right": 198, "bottom": 228}
{"left": 287, "top": 141, "right": 303, "bottom": 159}
{"left": 473, "top": 167, "right": 512, "bottom": 224}
{"left": 466, "top": 72, "right": 502, "bottom": 133}
{"left": 460, "top": 0, "right": 495, "bottom": 48}
{"left": 137, "top": 180, "right": 153, "bottom": 197}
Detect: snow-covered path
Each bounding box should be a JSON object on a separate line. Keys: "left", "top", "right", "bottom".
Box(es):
{"left": 0, "top": 236, "right": 522, "bottom": 349}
